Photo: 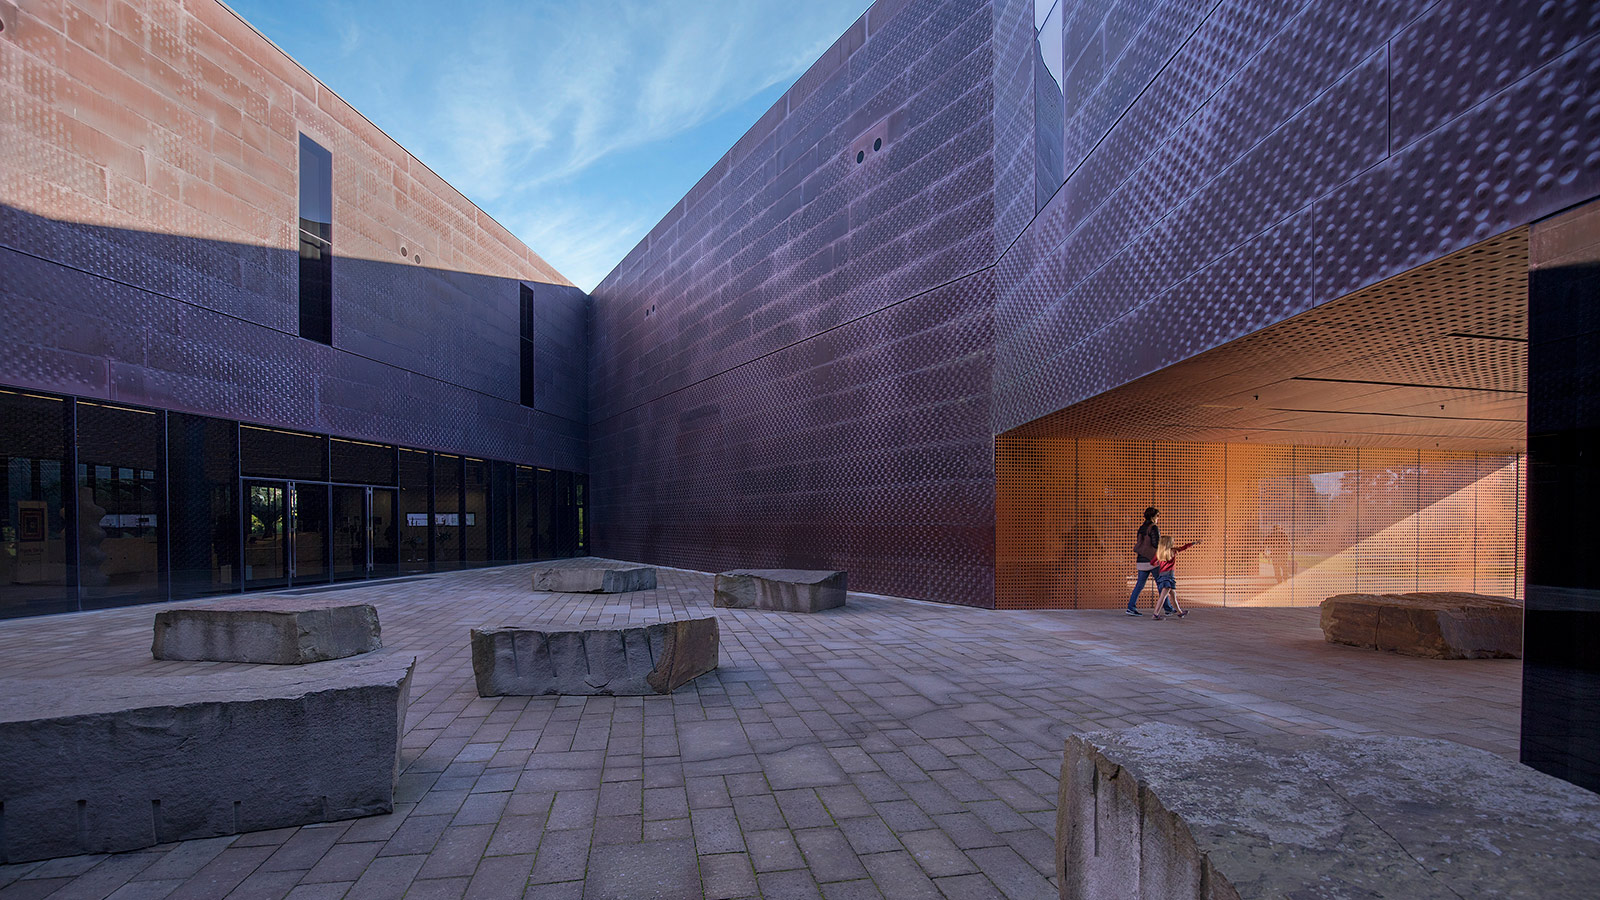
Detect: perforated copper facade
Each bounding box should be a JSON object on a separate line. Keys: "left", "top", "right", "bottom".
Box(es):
{"left": 590, "top": 0, "right": 1593, "bottom": 608}
{"left": 5, "top": 0, "right": 1596, "bottom": 611}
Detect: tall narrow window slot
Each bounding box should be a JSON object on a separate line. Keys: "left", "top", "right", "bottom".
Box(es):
{"left": 519, "top": 284, "right": 536, "bottom": 408}
{"left": 298, "top": 135, "right": 333, "bottom": 344}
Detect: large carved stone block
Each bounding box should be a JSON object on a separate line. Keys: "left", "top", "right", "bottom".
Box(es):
{"left": 1319, "top": 591, "right": 1522, "bottom": 659}
{"left": 532, "top": 566, "right": 657, "bottom": 593}
{"left": 0, "top": 651, "right": 415, "bottom": 863}
{"left": 713, "top": 569, "right": 847, "bottom": 613}
{"left": 1058, "top": 723, "right": 1600, "bottom": 900}
{"left": 471, "top": 617, "right": 717, "bottom": 696}
{"left": 152, "top": 597, "right": 382, "bottom": 664}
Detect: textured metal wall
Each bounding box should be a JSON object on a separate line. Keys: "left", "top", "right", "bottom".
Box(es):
{"left": 591, "top": 0, "right": 1598, "bottom": 608}
{"left": 0, "top": 1, "right": 588, "bottom": 471}
{"left": 995, "top": 0, "right": 1600, "bottom": 434}
{"left": 589, "top": 0, "right": 1000, "bottom": 606}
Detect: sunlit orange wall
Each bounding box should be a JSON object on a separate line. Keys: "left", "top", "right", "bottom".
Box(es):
{"left": 996, "top": 438, "right": 1524, "bottom": 609}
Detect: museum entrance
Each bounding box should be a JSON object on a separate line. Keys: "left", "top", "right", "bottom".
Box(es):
{"left": 244, "top": 479, "right": 398, "bottom": 590}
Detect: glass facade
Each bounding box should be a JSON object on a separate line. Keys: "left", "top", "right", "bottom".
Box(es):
{"left": 0, "top": 386, "right": 588, "bottom": 619}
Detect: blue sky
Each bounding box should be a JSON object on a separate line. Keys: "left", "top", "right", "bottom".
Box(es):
{"left": 227, "top": 0, "right": 872, "bottom": 290}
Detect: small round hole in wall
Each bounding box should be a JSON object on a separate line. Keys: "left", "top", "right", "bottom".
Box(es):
{"left": 873, "top": 138, "right": 882, "bottom": 152}
{"left": 856, "top": 150, "right": 864, "bottom": 164}
{"left": 400, "top": 245, "right": 408, "bottom": 257}
{"left": 413, "top": 255, "right": 421, "bottom": 264}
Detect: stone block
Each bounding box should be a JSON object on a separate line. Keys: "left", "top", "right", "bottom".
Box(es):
{"left": 1319, "top": 591, "right": 1522, "bottom": 659}
{"left": 152, "top": 596, "right": 382, "bottom": 664}
{"left": 471, "top": 617, "right": 717, "bottom": 696}
{"left": 0, "top": 651, "right": 415, "bottom": 863}
{"left": 713, "top": 569, "right": 847, "bottom": 613}
{"left": 1058, "top": 723, "right": 1600, "bottom": 900}
{"left": 532, "top": 566, "right": 657, "bottom": 593}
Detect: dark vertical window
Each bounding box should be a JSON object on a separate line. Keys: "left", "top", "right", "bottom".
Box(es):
{"left": 168, "top": 413, "right": 239, "bottom": 599}
{"left": 520, "top": 284, "right": 536, "bottom": 407}
{"left": 298, "top": 134, "right": 333, "bottom": 345}
{"left": 534, "top": 467, "right": 556, "bottom": 559}
{"left": 434, "top": 453, "right": 463, "bottom": 570}
{"left": 554, "top": 470, "right": 576, "bottom": 558}
{"left": 1033, "top": 0, "right": 1065, "bottom": 211}
{"left": 515, "top": 465, "right": 536, "bottom": 560}
{"left": 463, "top": 457, "right": 488, "bottom": 566}
{"left": 0, "top": 389, "right": 74, "bottom": 618}
{"left": 489, "top": 461, "right": 513, "bottom": 563}
{"left": 398, "top": 449, "right": 431, "bottom": 574}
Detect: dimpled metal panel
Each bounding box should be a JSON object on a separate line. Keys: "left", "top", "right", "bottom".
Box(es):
{"left": 993, "top": 0, "right": 1036, "bottom": 249}
{"left": 592, "top": 271, "right": 996, "bottom": 606}
{"left": 589, "top": 0, "right": 1000, "bottom": 606}
{"left": 995, "top": 1, "right": 1599, "bottom": 436}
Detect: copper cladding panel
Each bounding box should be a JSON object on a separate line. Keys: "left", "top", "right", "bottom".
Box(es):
{"left": 996, "top": 438, "right": 1524, "bottom": 610}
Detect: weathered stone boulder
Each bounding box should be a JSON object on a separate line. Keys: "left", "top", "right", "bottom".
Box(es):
{"left": 532, "top": 566, "right": 657, "bottom": 593}
{"left": 0, "top": 651, "right": 415, "bottom": 863}
{"left": 471, "top": 617, "right": 717, "bottom": 696}
{"left": 714, "top": 569, "right": 846, "bottom": 613}
{"left": 152, "top": 596, "right": 381, "bottom": 664}
{"left": 1320, "top": 591, "right": 1522, "bottom": 659}
{"left": 1058, "top": 723, "right": 1600, "bottom": 900}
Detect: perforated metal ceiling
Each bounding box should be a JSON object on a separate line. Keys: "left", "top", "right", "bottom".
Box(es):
{"left": 1002, "top": 227, "right": 1529, "bottom": 451}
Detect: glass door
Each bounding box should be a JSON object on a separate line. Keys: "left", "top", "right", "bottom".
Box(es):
{"left": 331, "top": 485, "right": 367, "bottom": 582}
{"left": 243, "top": 480, "right": 288, "bottom": 589}
{"left": 291, "top": 482, "right": 328, "bottom": 585}
{"left": 372, "top": 488, "right": 399, "bottom": 578}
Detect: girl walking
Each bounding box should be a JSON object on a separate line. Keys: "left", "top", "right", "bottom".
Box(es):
{"left": 1150, "top": 534, "right": 1199, "bottom": 620}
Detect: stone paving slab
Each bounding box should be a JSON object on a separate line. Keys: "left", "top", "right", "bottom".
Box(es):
{"left": 0, "top": 559, "right": 1522, "bottom": 898}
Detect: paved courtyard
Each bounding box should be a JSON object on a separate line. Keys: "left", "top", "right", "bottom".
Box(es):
{"left": 0, "top": 561, "right": 1522, "bottom": 899}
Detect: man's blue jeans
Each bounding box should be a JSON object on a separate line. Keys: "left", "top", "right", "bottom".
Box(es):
{"left": 1127, "top": 567, "right": 1173, "bottom": 613}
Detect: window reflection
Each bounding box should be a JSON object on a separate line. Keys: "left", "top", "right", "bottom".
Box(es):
{"left": 76, "top": 402, "right": 161, "bottom": 608}
{"left": 0, "top": 386, "right": 590, "bottom": 616}
{"left": 0, "top": 390, "right": 72, "bottom": 618}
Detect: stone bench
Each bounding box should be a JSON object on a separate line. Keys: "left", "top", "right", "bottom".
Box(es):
{"left": 713, "top": 569, "right": 846, "bottom": 613}
{"left": 1319, "top": 591, "right": 1522, "bottom": 659}
{"left": 0, "top": 651, "right": 415, "bottom": 863}
{"left": 532, "top": 566, "right": 657, "bottom": 594}
{"left": 152, "top": 596, "right": 382, "bottom": 664}
{"left": 1058, "top": 723, "right": 1600, "bottom": 899}
{"left": 471, "top": 617, "right": 717, "bottom": 696}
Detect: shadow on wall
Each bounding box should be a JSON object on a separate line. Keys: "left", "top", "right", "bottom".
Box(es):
{"left": 997, "top": 438, "right": 1526, "bottom": 610}
{"left": 0, "top": 203, "right": 589, "bottom": 464}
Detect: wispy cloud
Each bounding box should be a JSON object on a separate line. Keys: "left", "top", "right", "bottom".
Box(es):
{"left": 242, "top": 0, "right": 868, "bottom": 288}
{"left": 416, "top": 0, "right": 855, "bottom": 191}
